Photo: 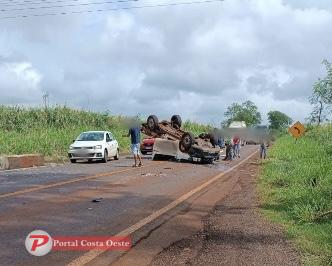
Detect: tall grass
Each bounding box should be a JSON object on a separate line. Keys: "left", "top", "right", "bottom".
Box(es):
{"left": 182, "top": 120, "right": 213, "bottom": 136}
{"left": 0, "top": 106, "right": 211, "bottom": 160}
{"left": 259, "top": 124, "right": 332, "bottom": 265}
{"left": 0, "top": 106, "right": 130, "bottom": 160}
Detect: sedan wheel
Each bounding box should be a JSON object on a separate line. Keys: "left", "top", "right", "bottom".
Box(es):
{"left": 114, "top": 149, "right": 120, "bottom": 160}
{"left": 102, "top": 149, "right": 108, "bottom": 163}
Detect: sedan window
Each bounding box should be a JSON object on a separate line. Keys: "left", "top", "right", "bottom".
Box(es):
{"left": 106, "top": 134, "right": 112, "bottom": 142}
{"left": 77, "top": 132, "right": 104, "bottom": 141}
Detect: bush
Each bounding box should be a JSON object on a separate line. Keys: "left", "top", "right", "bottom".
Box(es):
{"left": 259, "top": 124, "right": 332, "bottom": 265}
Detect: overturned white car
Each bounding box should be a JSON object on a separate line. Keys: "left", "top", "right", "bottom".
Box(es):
{"left": 141, "top": 115, "right": 221, "bottom": 163}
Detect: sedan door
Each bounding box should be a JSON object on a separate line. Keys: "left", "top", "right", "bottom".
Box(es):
{"left": 106, "top": 133, "right": 116, "bottom": 157}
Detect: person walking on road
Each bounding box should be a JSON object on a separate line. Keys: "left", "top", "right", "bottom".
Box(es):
{"left": 260, "top": 141, "right": 267, "bottom": 159}
{"left": 125, "top": 122, "right": 143, "bottom": 167}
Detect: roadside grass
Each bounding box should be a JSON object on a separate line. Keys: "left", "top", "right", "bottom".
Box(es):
{"left": 0, "top": 106, "right": 211, "bottom": 161}
{"left": 259, "top": 124, "right": 332, "bottom": 265}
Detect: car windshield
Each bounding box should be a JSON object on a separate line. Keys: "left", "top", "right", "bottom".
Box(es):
{"left": 76, "top": 132, "right": 104, "bottom": 141}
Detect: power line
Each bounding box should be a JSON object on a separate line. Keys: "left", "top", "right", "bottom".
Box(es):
{"left": 0, "top": 0, "right": 139, "bottom": 12}
{"left": 0, "top": 0, "right": 36, "bottom": 5}
{"left": 0, "top": 0, "right": 224, "bottom": 20}
{"left": 0, "top": 0, "right": 98, "bottom": 8}
{"left": 0, "top": 0, "right": 72, "bottom": 7}
{"left": 0, "top": 0, "right": 15, "bottom": 3}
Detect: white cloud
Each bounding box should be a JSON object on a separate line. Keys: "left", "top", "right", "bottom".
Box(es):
{"left": 0, "top": 0, "right": 332, "bottom": 124}
{"left": 0, "top": 61, "right": 42, "bottom": 104}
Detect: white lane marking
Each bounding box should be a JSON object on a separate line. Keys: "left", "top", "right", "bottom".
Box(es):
{"left": 67, "top": 151, "right": 258, "bottom": 266}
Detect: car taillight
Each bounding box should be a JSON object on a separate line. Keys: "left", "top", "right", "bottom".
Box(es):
{"left": 143, "top": 139, "right": 154, "bottom": 145}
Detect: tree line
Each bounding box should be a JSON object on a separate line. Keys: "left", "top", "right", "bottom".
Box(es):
{"left": 222, "top": 60, "right": 332, "bottom": 130}
{"left": 222, "top": 100, "right": 293, "bottom": 131}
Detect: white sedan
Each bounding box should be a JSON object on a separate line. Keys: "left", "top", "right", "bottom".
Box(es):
{"left": 68, "top": 131, "right": 119, "bottom": 163}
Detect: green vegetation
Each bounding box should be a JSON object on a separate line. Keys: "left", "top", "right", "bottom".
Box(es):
{"left": 182, "top": 120, "right": 213, "bottom": 134}
{"left": 0, "top": 106, "right": 128, "bottom": 161}
{"left": 259, "top": 124, "right": 332, "bottom": 265}
{"left": 223, "top": 100, "right": 262, "bottom": 127}
{"left": 267, "top": 110, "right": 293, "bottom": 130}
{"left": 309, "top": 59, "right": 332, "bottom": 125}
{"left": 0, "top": 106, "right": 211, "bottom": 161}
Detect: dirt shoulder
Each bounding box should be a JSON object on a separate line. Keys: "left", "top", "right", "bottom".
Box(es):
{"left": 150, "top": 156, "right": 300, "bottom": 266}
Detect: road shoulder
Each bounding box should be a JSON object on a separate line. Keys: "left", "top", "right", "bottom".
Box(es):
{"left": 112, "top": 155, "right": 300, "bottom": 266}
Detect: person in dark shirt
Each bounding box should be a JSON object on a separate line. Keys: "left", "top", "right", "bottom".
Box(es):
{"left": 126, "top": 126, "right": 143, "bottom": 167}
{"left": 223, "top": 141, "right": 234, "bottom": 161}
{"left": 260, "top": 139, "right": 268, "bottom": 159}
{"left": 217, "top": 136, "right": 225, "bottom": 149}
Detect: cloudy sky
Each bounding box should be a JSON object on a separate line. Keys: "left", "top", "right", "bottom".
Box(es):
{"left": 1, "top": 0, "right": 332, "bottom": 125}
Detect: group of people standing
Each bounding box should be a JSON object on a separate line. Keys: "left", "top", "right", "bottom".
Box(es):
{"left": 222, "top": 136, "right": 268, "bottom": 161}
{"left": 125, "top": 120, "right": 268, "bottom": 166}
{"left": 223, "top": 136, "right": 241, "bottom": 161}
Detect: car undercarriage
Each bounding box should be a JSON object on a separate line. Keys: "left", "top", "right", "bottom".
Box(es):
{"left": 141, "top": 115, "right": 221, "bottom": 163}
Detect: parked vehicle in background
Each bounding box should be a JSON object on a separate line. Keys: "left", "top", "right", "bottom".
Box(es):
{"left": 245, "top": 139, "right": 258, "bottom": 145}
{"left": 140, "top": 137, "right": 155, "bottom": 155}
{"left": 245, "top": 125, "right": 270, "bottom": 145}
{"left": 229, "top": 121, "right": 247, "bottom": 128}
{"left": 68, "top": 131, "right": 119, "bottom": 163}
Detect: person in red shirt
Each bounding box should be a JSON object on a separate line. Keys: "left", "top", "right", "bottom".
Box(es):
{"left": 233, "top": 136, "right": 241, "bottom": 158}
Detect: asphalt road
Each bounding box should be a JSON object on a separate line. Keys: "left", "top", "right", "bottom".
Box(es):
{"left": 0, "top": 146, "right": 258, "bottom": 266}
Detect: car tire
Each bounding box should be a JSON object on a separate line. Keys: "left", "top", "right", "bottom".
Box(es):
{"left": 102, "top": 149, "right": 108, "bottom": 163}
{"left": 70, "top": 159, "right": 77, "bottom": 163}
{"left": 171, "top": 115, "right": 182, "bottom": 128}
{"left": 147, "top": 115, "right": 159, "bottom": 131}
{"left": 114, "top": 149, "right": 120, "bottom": 160}
{"left": 180, "top": 132, "right": 194, "bottom": 152}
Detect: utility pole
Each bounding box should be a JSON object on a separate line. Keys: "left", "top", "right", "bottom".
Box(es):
{"left": 42, "top": 92, "right": 49, "bottom": 110}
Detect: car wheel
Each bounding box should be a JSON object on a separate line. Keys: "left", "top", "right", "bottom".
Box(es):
{"left": 171, "top": 115, "right": 182, "bottom": 128}
{"left": 70, "top": 159, "right": 77, "bottom": 163}
{"left": 180, "top": 132, "right": 194, "bottom": 152}
{"left": 102, "top": 149, "right": 108, "bottom": 163}
{"left": 114, "top": 149, "right": 120, "bottom": 160}
{"left": 147, "top": 115, "right": 159, "bottom": 131}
